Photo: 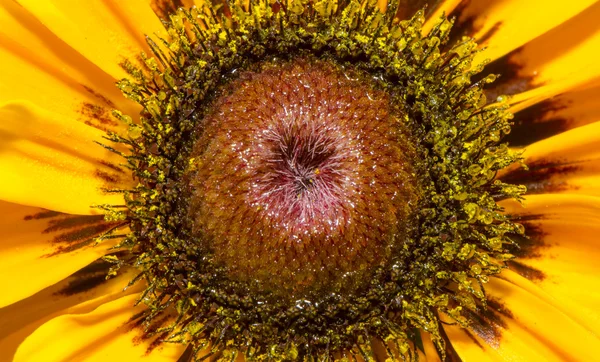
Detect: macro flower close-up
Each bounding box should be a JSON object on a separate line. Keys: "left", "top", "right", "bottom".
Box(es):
{"left": 1, "top": 0, "right": 599, "bottom": 360}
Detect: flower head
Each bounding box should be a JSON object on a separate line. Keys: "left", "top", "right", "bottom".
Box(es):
{"left": 0, "top": 0, "right": 599, "bottom": 361}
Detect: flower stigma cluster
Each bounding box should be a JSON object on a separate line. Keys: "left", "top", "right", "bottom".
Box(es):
{"left": 98, "top": 0, "right": 527, "bottom": 360}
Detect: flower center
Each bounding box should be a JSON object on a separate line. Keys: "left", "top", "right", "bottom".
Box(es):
{"left": 108, "top": 3, "right": 527, "bottom": 358}
{"left": 189, "top": 59, "right": 418, "bottom": 298}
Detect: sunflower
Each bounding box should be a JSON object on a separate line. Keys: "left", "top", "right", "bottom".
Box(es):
{"left": 0, "top": 0, "right": 599, "bottom": 360}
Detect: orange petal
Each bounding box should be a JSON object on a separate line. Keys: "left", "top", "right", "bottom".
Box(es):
{"left": 518, "top": 120, "right": 600, "bottom": 161}
{"left": 483, "top": 276, "right": 600, "bottom": 361}
{"left": 14, "top": 294, "right": 187, "bottom": 362}
{"left": 0, "top": 0, "right": 140, "bottom": 125}
{"left": 501, "top": 193, "right": 600, "bottom": 335}
{"left": 544, "top": 80, "right": 600, "bottom": 132}
{"left": 419, "top": 331, "right": 442, "bottom": 362}
{"left": 455, "top": 0, "right": 598, "bottom": 64}
{"left": 0, "top": 200, "right": 122, "bottom": 308}
{"left": 0, "top": 101, "right": 131, "bottom": 214}
{"left": 16, "top": 0, "right": 166, "bottom": 80}
{"left": 442, "top": 300, "right": 566, "bottom": 362}
{"left": 506, "top": 2, "right": 600, "bottom": 114}
{"left": 499, "top": 121, "right": 600, "bottom": 197}
{"left": 0, "top": 268, "right": 142, "bottom": 361}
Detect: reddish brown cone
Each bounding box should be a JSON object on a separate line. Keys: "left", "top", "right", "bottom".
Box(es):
{"left": 189, "top": 60, "right": 418, "bottom": 298}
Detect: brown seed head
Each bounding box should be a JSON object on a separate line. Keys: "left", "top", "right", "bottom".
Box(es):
{"left": 189, "top": 59, "right": 418, "bottom": 299}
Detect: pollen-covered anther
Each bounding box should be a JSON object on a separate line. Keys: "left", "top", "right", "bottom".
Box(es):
{"left": 189, "top": 60, "right": 418, "bottom": 297}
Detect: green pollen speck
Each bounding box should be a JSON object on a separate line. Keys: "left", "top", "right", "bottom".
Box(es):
{"left": 96, "top": 0, "right": 527, "bottom": 360}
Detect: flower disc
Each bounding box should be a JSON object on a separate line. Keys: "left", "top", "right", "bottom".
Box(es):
{"left": 189, "top": 59, "right": 418, "bottom": 298}
{"left": 107, "top": 2, "right": 528, "bottom": 359}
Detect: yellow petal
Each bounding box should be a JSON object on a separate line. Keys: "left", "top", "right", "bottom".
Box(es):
{"left": 457, "top": 0, "right": 598, "bottom": 64}
{"left": 484, "top": 277, "right": 600, "bottom": 361}
{"left": 16, "top": 0, "right": 166, "bottom": 80}
{"left": 422, "top": 0, "right": 463, "bottom": 35}
{"left": 0, "top": 101, "right": 131, "bottom": 214}
{"left": 0, "top": 268, "right": 142, "bottom": 360}
{"left": 0, "top": 0, "right": 140, "bottom": 124}
{"left": 500, "top": 121, "right": 600, "bottom": 196}
{"left": 506, "top": 2, "right": 600, "bottom": 113}
{"left": 512, "top": 2, "right": 600, "bottom": 87}
{"left": 14, "top": 294, "right": 186, "bottom": 362}
{"left": 0, "top": 37, "right": 128, "bottom": 133}
{"left": 0, "top": 200, "right": 122, "bottom": 308}
{"left": 501, "top": 193, "right": 600, "bottom": 335}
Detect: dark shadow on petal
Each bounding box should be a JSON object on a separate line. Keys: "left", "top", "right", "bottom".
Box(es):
{"left": 151, "top": 0, "right": 188, "bottom": 21}
{"left": 438, "top": 321, "right": 464, "bottom": 362}
{"left": 23, "top": 210, "right": 62, "bottom": 220}
{"left": 462, "top": 329, "right": 483, "bottom": 349}
{"left": 445, "top": 0, "right": 476, "bottom": 45}
{"left": 507, "top": 260, "right": 546, "bottom": 281}
{"left": 80, "top": 102, "right": 119, "bottom": 128}
{"left": 395, "top": 0, "right": 443, "bottom": 20}
{"left": 23, "top": 211, "right": 125, "bottom": 257}
{"left": 475, "top": 48, "right": 536, "bottom": 102}
{"left": 505, "top": 99, "right": 571, "bottom": 146}
{"left": 128, "top": 310, "right": 175, "bottom": 356}
{"left": 177, "top": 345, "right": 194, "bottom": 362}
{"left": 446, "top": 0, "right": 501, "bottom": 50}
{"left": 498, "top": 159, "right": 581, "bottom": 194}
{"left": 508, "top": 213, "right": 546, "bottom": 222}
{"left": 53, "top": 258, "right": 129, "bottom": 296}
{"left": 42, "top": 214, "right": 105, "bottom": 233}
{"left": 460, "top": 296, "right": 514, "bottom": 350}
{"left": 506, "top": 221, "right": 550, "bottom": 259}
{"left": 486, "top": 297, "right": 514, "bottom": 320}
{"left": 462, "top": 307, "right": 503, "bottom": 348}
